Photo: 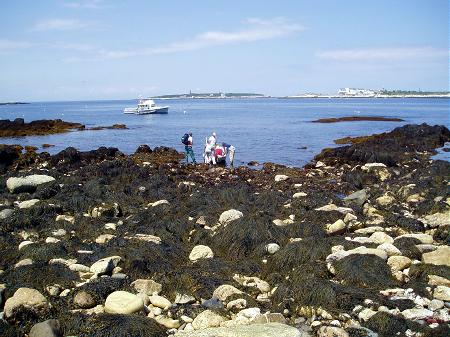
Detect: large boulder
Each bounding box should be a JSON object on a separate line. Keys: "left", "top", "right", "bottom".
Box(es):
{"left": 174, "top": 323, "right": 302, "bottom": 337}
{"left": 4, "top": 287, "right": 49, "bottom": 318}
{"left": 6, "top": 175, "right": 55, "bottom": 193}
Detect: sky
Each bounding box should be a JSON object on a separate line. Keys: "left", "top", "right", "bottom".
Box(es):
{"left": 0, "top": 0, "right": 449, "bottom": 101}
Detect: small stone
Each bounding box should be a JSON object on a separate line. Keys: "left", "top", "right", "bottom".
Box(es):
{"left": 226, "top": 298, "right": 247, "bottom": 310}
{"left": 55, "top": 214, "right": 75, "bottom": 224}
{"left": 358, "top": 308, "right": 376, "bottom": 321}
{"left": 189, "top": 245, "right": 214, "bottom": 262}
{"left": 376, "top": 194, "right": 395, "bottom": 206}
{"left": 104, "top": 291, "right": 144, "bottom": 314}
{"left": 90, "top": 256, "right": 121, "bottom": 274}
{"left": 0, "top": 208, "right": 14, "bottom": 219}
{"left": 293, "top": 192, "right": 307, "bottom": 198}
{"left": 69, "top": 263, "right": 90, "bottom": 272}
{"left": 155, "top": 315, "right": 181, "bottom": 329}
{"left": 149, "top": 199, "right": 170, "bottom": 207}
{"left": 327, "top": 219, "right": 346, "bottom": 234}
{"left": 15, "top": 258, "right": 33, "bottom": 268}
{"left": 46, "top": 285, "right": 61, "bottom": 297}
{"left": 74, "top": 291, "right": 96, "bottom": 309}
{"left": 131, "top": 279, "right": 162, "bottom": 295}
{"left": 45, "top": 237, "right": 60, "bottom": 244}
{"left": 433, "top": 286, "right": 450, "bottom": 301}
{"left": 181, "top": 315, "right": 193, "bottom": 323}
{"left": 378, "top": 243, "right": 401, "bottom": 256}
{"left": 149, "top": 294, "right": 171, "bottom": 309}
{"left": 95, "top": 234, "right": 115, "bottom": 244}
{"left": 51, "top": 229, "right": 67, "bottom": 237}
{"left": 213, "top": 284, "right": 243, "bottom": 302}
{"left": 175, "top": 293, "right": 196, "bottom": 304}
{"left": 274, "top": 174, "right": 289, "bottom": 182}
{"left": 402, "top": 308, "right": 433, "bottom": 320}
{"left": 396, "top": 233, "right": 433, "bottom": 244}
{"left": 343, "top": 189, "right": 368, "bottom": 206}
{"left": 104, "top": 222, "right": 117, "bottom": 230}
{"left": 317, "top": 326, "right": 349, "bottom": 337}
{"left": 219, "top": 209, "right": 244, "bottom": 225}
{"left": 428, "top": 299, "right": 444, "bottom": 311}
{"left": 428, "top": 275, "right": 450, "bottom": 286}
{"left": 369, "top": 232, "right": 394, "bottom": 244}
{"left": 192, "top": 309, "right": 227, "bottom": 329}
{"left": 387, "top": 256, "right": 412, "bottom": 272}
{"left": 18, "top": 240, "right": 34, "bottom": 250}
{"left": 18, "top": 199, "right": 40, "bottom": 209}
{"left": 265, "top": 243, "right": 280, "bottom": 254}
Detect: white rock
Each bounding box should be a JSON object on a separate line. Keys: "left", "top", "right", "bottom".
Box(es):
{"left": 326, "top": 219, "right": 346, "bottom": 234}
{"left": 155, "top": 315, "right": 181, "bottom": 329}
{"left": 219, "top": 209, "right": 243, "bottom": 225}
{"left": 55, "top": 214, "right": 75, "bottom": 224}
{"left": 376, "top": 194, "right": 395, "bottom": 206}
{"left": 69, "top": 264, "right": 90, "bottom": 272}
{"left": 274, "top": 175, "right": 289, "bottom": 182}
{"left": 265, "top": 243, "right": 280, "bottom": 254}
{"left": 395, "top": 234, "right": 433, "bottom": 244}
{"left": 149, "top": 199, "right": 170, "bottom": 207}
{"left": 95, "top": 234, "right": 115, "bottom": 244}
{"left": 233, "top": 275, "right": 270, "bottom": 293}
{"left": 422, "top": 246, "right": 450, "bottom": 266}
{"left": 189, "top": 245, "right": 214, "bottom": 262}
{"left": 90, "top": 256, "right": 121, "bottom": 274}
{"left": 18, "top": 199, "right": 40, "bottom": 209}
{"left": 315, "top": 204, "right": 354, "bottom": 214}
{"left": 317, "top": 326, "right": 349, "bottom": 337}
{"left": 149, "top": 295, "right": 171, "bottom": 309}
{"left": 124, "top": 233, "right": 161, "bottom": 244}
{"left": 192, "top": 310, "right": 227, "bottom": 330}
{"left": 213, "top": 284, "right": 243, "bottom": 302}
{"left": 15, "top": 258, "right": 33, "bottom": 268}
{"left": 18, "top": 240, "right": 34, "bottom": 250}
{"left": 387, "top": 256, "right": 412, "bottom": 272}
{"left": 104, "top": 291, "right": 144, "bottom": 314}
{"left": 358, "top": 308, "right": 377, "bottom": 321}
{"left": 377, "top": 243, "right": 401, "bottom": 256}
{"left": 52, "top": 229, "right": 67, "bottom": 237}
{"left": 236, "top": 307, "right": 260, "bottom": 320}
{"left": 369, "top": 232, "right": 394, "bottom": 244}
{"left": 104, "top": 223, "right": 117, "bottom": 230}
{"left": 7, "top": 175, "right": 55, "bottom": 193}
{"left": 433, "top": 285, "right": 450, "bottom": 301}
{"left": 344, "top": 213, "right": 357, "bottom": 223}
{"left": 428, "top": 299, "right": 444, "bottom": 311}
{"left": 293, "top": 192, "right": 307, "bottom": 198}
{"left": 175, "top": 293, "right": 196, "bottom": 304}
{"left": 226, "top": 298, "right": 247, "bottom": 310}
{"left": 4, "top": 287, "right": 49, "bottom": 318}
{"left": 45, "top": 237, "right": 60, "bottom": 243}
{"left": 401, "top": 308, "right": 433, "bottom": 320}
{"left": 420, "top": 210, "right": 450, "bottom": 228}
{"left": 354, "top": 226, "right": 384, "bottom": 235}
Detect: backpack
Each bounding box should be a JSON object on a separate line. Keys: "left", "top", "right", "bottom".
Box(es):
{"left": 181, "top": 133, "right": 189, "bottom": 145}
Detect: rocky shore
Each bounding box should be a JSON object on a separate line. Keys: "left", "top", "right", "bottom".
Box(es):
{"left": 0, "top": 118, "right": 127, "bottom": 138}
{"left": 0, "top": 123, "right": 449, "bottom": 337}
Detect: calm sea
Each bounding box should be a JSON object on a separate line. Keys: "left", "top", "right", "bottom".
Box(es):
{"left": 0, "top": 98, "right": 449, "bottom": 167}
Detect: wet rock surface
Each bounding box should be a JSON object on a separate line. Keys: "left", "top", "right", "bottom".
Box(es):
{"left": 0, "top": 123, "right": 449, "bottom": 337}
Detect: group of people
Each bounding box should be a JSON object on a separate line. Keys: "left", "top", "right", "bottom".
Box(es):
{"left": 183, "top": 132, "right": 235, "bottom": 167}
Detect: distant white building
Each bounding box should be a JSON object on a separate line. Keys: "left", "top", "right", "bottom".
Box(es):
{"left": 338, "top": 88, "right": 377, "bottom": 97}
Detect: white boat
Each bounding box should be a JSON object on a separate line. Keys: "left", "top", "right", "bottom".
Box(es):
{"left": 123, "top": 99, "right": 169, "bottom": 115}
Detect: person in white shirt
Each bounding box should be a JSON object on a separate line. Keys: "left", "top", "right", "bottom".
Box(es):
{"left": 204, "top": 132, "right": 217, "bottom": 164}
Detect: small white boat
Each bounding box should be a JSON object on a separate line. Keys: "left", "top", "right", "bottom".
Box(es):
{"left": 123, "top": 99, "right": 169, "bottom": 115}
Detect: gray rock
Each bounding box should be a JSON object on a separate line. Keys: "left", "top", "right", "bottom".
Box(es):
{"left": 174, "top": 323, "right": 303, "bottom": 337}
{"left": 4, "top": 287, "right": 49, "bottom": 318}
{"left": 429, "top": 299, "right": 444, "bottom": 311}
{"left": 6, "top": 175, "right": 55, "bottom": 193}
{"left": 343, "top": 189, "right": 368, "bottom": 206}
{"left": 265, "top": 243, "right": 280, "bottom": 255}
{"left": 131, "top": 279, "right": 162, "bottom": 295}
{"left": 29, "top": 319, "right": 62, "bottom": 337}
{"left": 274, "top": 175, "right": 289, "bottom": 182}
{"left": 175, "top": 293, "right": 196, "bottom": 304}
{"left": 17, "top": 199, "right": 40, "bottom": 209}
{"left": 0, "top": 208, "right": 14, "bottom": 220}
{"left": 73, "top": 291, "right": 96, "bottom": 309}
{"left": 201, "top": 297, "right": 224, "bottom": 310}
{"left": 433, "top": 286, "right": 450, "bottom": 301}
{"left": 326, "top": 219, "right": 346, "bottom": 234}
{"left": 401, "top": 308, "right": 433, "bottom": 320}
{"left": 252, "top": 312, "right": 286, "bottom": 324}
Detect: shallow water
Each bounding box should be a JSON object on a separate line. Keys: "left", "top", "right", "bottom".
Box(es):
{"left": 0, "top": 98, "right": 448, "bottom": 167}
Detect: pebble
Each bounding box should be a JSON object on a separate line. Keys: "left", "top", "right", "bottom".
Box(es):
{"left": 189, "top": 245, "right": 214, "bottom": 262}
{"left": 74, "top": 291, "right": 96, "bottom": 309}
{"left": 219, "top": 209, "right": 244, "bottom": 225}
{"left": 149, "top": 294, "right": 171, "bottom": 309}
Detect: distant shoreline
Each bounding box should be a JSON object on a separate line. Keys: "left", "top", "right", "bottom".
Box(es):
{"left": 0, "top": 102, "right": 29, "bottom": 105}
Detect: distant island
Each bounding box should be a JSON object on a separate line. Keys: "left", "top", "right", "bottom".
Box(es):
{"left": 287, "top": 88, "right": 450, "bottom": 98}
{"left": 0, "top": 102, "right": 29, "bottom": 105}
{"left": 152, "top": 92, "right": 266, "bottom": 99}
{"left": 312, "top": 116, "right": 404, "bottom": 123}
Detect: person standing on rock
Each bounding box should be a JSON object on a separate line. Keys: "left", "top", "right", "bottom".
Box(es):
{"left": 184, "top": 132, "right": 196, "bottom": 164}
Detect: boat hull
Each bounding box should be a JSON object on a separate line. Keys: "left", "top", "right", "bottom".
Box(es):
{"left": 135, "top": 107, "right": 169, "bottom": 115}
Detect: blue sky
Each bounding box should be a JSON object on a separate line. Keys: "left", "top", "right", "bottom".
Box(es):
{"left": 0, "top": 0, "right": 448, "bottom": 101}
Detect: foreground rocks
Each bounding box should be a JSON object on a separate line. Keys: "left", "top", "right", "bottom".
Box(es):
{"left": 0, "top": 123, "right": 449, "bottom": 337}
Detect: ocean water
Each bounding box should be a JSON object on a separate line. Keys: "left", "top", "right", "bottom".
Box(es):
{"left": 0, "top": 98, "right": 449, "bottom": 167}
